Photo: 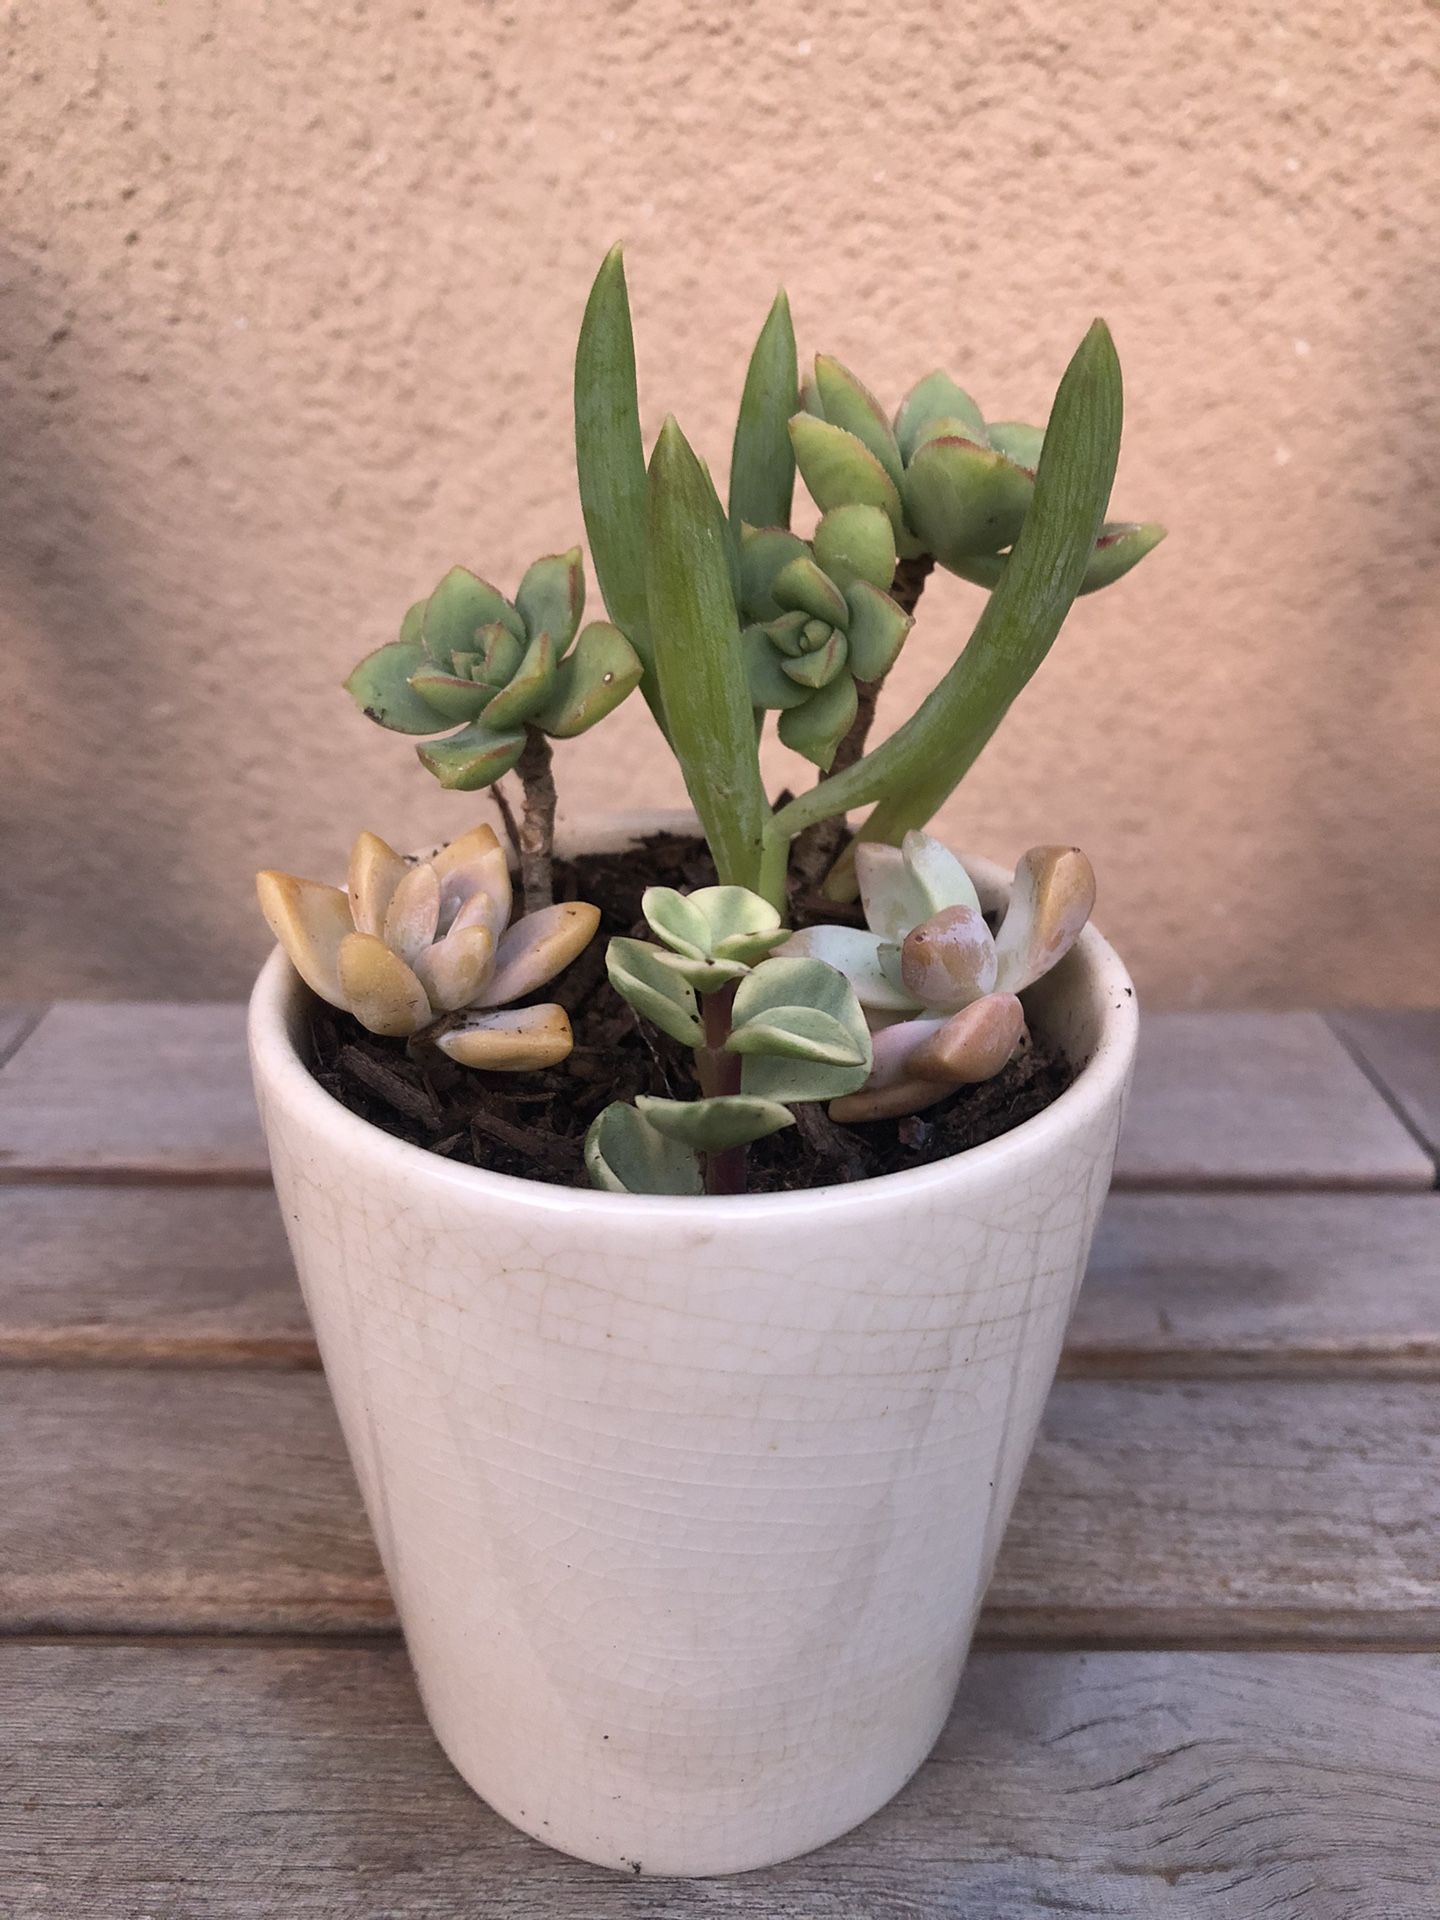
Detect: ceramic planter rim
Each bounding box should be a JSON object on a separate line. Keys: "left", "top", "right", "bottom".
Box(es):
{"left": 249, "top": 855, "right": 1137, "bottom": 1226}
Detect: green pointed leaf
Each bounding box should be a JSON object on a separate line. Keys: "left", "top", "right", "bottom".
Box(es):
{"left": 843, "top": 580, "right": 912, "bottom": 683}
{"left": 472, "top": 623, "right": 525, "bottom": 693}
{"left": 416, "top": 720, "right": 526, "bottom": 790}
{"left": 647, "top": 417, "right": 774, "bottom": 899}
{"left": 422, "top": 568, "right": 522, "bottom": 670}
{"left": 398, "top": 599, "right": 427, "bottom": 647}
{"left": 481, "top": 630, "right": 556, "bottom": 730}
{"left": 1079, "top": 521, "right": 1166, "bottom": 593}
{"left": 574, "top": 246, "right": 662, "bottom": 725}
{"left": 902, "top": 437, "right": 1035, "bottom": 564}
{"left": 780, "top": 630, "right": 847, "bottom": 690}
{"left": 531, "top": 621, "right": 643, "bottom": 737}
{"left": 405, "top": 668, "right": 492, "bottom": 722}
{"left": 585, "top": 1102, "right": 701, "bottom": 1196}
{"left": 516, "top": 548, "right": 584, "bottom": 652}
{"left": 813, "top": 504, "right": 896, "bottom": 593}
{"left": 788, "top": 414, "right": 906, "bottom": 536}
{"left": 345, "top": 641, "right": 444, "bottom": 735}
{"left": 605, "top": 937, "right": 705, "bottom": 1046}
{"left": 813, "top": 356, "right": 904, "bottom": 488}
{"left": 742, "top": 624, "right": 809, "bottom": 710}
{"left": 636, "top": 1093, "right": 795, "bottom": 1152}
{"left": 738, "top": 526, "right": 809, "bottom": 622}
{"left": 729, "top": 290, "right": 798, "bottom": 532}
{"left": 895, "top": 371, "right": 987, "bottom": 459}
{"left": 777, "top": 671, "right": 858, "bottom": 770}
{"left": 985, "top": 421, "right": 1044, "bottom": 470}
{"left": 771, "top": 554, "right": 849, "bottom": 628}
{"left": 764, "top": 609, "right": 810, "bottom": 657}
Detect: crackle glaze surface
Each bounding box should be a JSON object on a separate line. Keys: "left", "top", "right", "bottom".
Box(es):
{"left": 248, "top": 853, "right": 1137, "bottom": 1876}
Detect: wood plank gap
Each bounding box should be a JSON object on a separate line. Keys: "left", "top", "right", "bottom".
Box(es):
{"left": 1328, "top": 1010, "right": 1440, "bottom": 1183}
{"left": 0, "top": 1005, "right": 46, "bottom": 1070}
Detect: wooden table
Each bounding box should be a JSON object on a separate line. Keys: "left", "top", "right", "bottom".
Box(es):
{"left": 1, "top": 1004, "right": 1438, "bottom": 1917}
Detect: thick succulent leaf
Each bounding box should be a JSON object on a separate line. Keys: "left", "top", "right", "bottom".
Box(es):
{"left": 417, "top": 721, "right": 526, "bottom": 790}
{"left": 843, "top": 580, "right": 912, "bottom": 683}
{"left": 345, "top": 831, "right": 408, "bottom": 938}
{"left": 515, "top": 547, "right": 585, "bottom": 653}
{"left": 574, "top": 247, "right": 656, "bottom": 710}
{"left": 899, "top": 904, "right": 998, "bottom": 1011}
{"left": 530, "top": 621, "right": 643, "bottom": 738}
{"left": 398, "top": 599, "right": 427, "bottom": 647}
{"left": 336, "top": 932, "right": 432, "bottom": 1037}
{"left": 644, "top": 884, "right": 785, "bottom": 966}
{"left": 901, "top": 831, "right": 981, "bottom": 915}
{"left": 647, "top": 417, "right": 773, "bottom": 897}
{"left": 902, "top": 436, "right": 1035, "bottom": 564}
{"left": 640, "top": 886, "right": 712, "bottom": 960}
{"left": 650, "top": 949, "right": 750, "bottom": 993}
{"left": 788, "top": 414, "right": 906, "bottom": 537}
{"left": 729, "top": 954, "right": 871, "bottom": 1101}
{"left": 777, "top": 670, "right": 857, "bottom": 770}
{"left": 738, "top": 525, "right": 809, "bottom": 623}
{"left": 985, "top": 421, "right": 1044, "bottom": 470}
{"left": 422, "top": 567, "right": 522, "bottom": 670}
{"left": 255, "top": 871, "right": 354, "bottom": 1008}
{"left": 431, "top": 822, "right": 512, "bottom": 934}
{"left": 412, "top": 924, "right": 495, "bottom": 1013}
{"left": 585, "top": 1101, "right": 702, "bottom": 1196}
{"left": 437, "top": 1003, "right": 574, "bottom": 1071}
{"left": 771, "top": 553, "right": 849, "bottom": 627}
{"left": 780, "top": 629, "right": 847, "bottom": 690}
{"left": 813, "top": 356, "right": 904, "bottom": 489}
{"left": 478, "top": 901, "right": 601, "bottom": 1008}
{"left": 909, "top": 992, "right": 1025, "bottom": 1085}
{"left": 813, "top": 504, "right": 896, "bottom": 593}
{"left": 405, "top": 669, "right": 492, "bottom": 722}
{"left": 473, "top": 623, "right": 526, "bottom": 693}
{"left": 345, "top": 641, "right": 445, "bottom": 735}
{"left": 729, "top": 289, "right": 798, "bottom": 533}
{"left": 763, "top": 609, "right": 810, "bottom": 658}
{"left": 606, "top": 936, "right": 705, "bottom": 1046}
{"left": 636, "top": 1093, "right": 795, "bottom": 1152}
{"left": 778, "top": 924, "right": 916, "bottom": 1012}
{"left": 1079, "top": 521, "right": 1167, "bottom": 593}
{"left": 992, "top": 845, "right": 1095, "bottom": 993}
{"left": 741, "top": 624, "right": 809, "bottom": 711}
{"left": 481, "top": 629, "right": 557, "bottom": 730}
{"left": 894, "top": 371, "right": 987, "bottom": 460}
{"left": 382, "top": 861, "right": 441, "bottom": 967}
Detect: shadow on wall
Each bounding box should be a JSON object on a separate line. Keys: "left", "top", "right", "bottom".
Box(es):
{"left": 0, "top": 241, "right": 215, "bottom": 997}
{"left": 1263, "top": 247, "right": 1440, "bottom": 1007}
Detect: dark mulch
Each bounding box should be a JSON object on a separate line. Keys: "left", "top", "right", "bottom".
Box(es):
{"left": 306, "top": 830, "right": 1074, "bottom": 1193}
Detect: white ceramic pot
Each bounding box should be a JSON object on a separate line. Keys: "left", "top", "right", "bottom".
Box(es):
{"left": 248, "top": 819, "right": 1138, "bottom": 1878}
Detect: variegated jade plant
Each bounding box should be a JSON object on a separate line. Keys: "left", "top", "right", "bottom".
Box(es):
{"left": 257, "top": 825, "right": 598, "bottom": 1069}
{"left": 587, "top": 886, "right": 871, "bottom": 1196}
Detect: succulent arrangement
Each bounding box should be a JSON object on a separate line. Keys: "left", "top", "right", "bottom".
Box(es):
{"left": 258, "top": 247, "right": 1159, "bottom": 1196}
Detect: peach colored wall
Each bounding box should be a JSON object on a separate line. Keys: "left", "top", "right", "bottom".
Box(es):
{"left": 4, "top": 1, "right": 1437, "bottom": 1006}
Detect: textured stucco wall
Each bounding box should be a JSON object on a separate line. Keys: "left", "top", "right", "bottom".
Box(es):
{"left": 3, "top": 1, "right": 1438, "bottom": 1005}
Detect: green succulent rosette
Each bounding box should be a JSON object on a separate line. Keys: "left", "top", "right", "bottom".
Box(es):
{"left": 344, "top": 548, "right": 644, "bottom": 789}
{"left": 737, "top": 505, "right": 913, "bottom": 772}
{"left": 788, "top": 355, "right": 1164, "bottom": 592}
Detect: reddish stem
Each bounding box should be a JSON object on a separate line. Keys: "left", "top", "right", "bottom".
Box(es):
{"left": 697, "top": 982, "right": 746, "bottom": 1196}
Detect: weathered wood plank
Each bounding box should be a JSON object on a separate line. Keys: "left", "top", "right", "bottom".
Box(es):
{"left": 1330, "top": 1009, "right": 1440, "bottom": 1165}
{"left": 1066, "top": 1192, "right": 1440, "bottom": 1378}
{"left": 0, "top": 1003, "right": 267, "bottom": 1181}
{"left": 4, "top": 1188, "right": 1436, "bottom": 1378}
{"left": 1, "top": 1643, "right": 1436, "bottom": 1916}
{"left": 1114, "top": 1010, "right": 1434, "bottom": 1191}
{"left": 0, "top": 1187, "right": 312, "bottom": 1365}
{"left": 1, "top": 1002, "right": 1431, "bottom": 1188}
{"left": 4, "top": 1370, "right": 1439, "bottom": 1644}
{"left": 0, "top": 1005, "right": 43, "bottom": 1069}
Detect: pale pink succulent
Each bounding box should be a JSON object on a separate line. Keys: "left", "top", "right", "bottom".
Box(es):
{"left": 256, "top": 824, "right": 598, "bottom": 1070}
{"left": 781, "top": 831, "right": 1095, "bottom": 1122}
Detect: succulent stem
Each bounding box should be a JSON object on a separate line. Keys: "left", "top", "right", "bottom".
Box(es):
{"left": 515, "top": 727, "right": 557, "bottom": 914}
{"left": 789, "top": 553, "right": 935, "bottom": 898}
{"left": 492, "top": 780, "right": 522, "bottom": 858}
{"left": 697, "top": 981, "right": 747, "bottom": 1195}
